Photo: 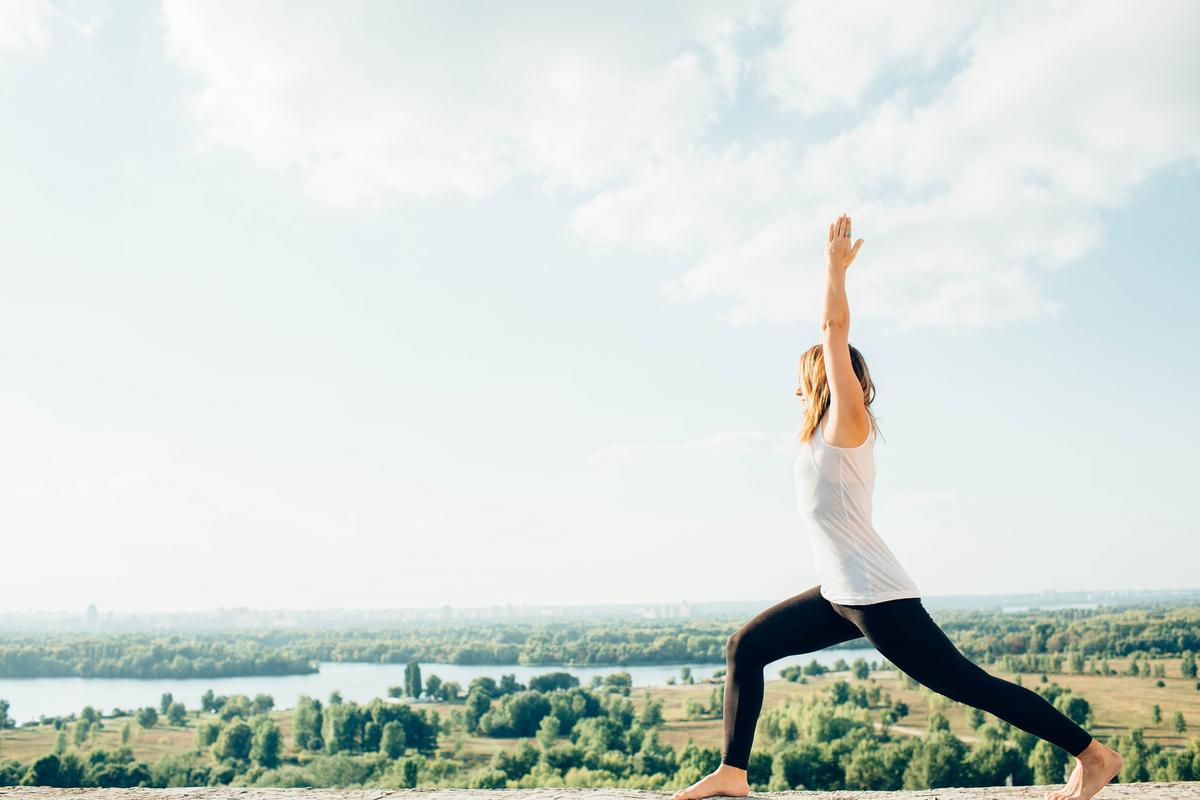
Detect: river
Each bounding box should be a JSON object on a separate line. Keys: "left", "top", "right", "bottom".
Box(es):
{"left": 0, "top": 646, "right": 880, "bottom": 723}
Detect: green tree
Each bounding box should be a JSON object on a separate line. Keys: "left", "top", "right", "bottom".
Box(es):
{"left": 1054, "top": 694, "right": 1091, "bottom": 728}
{"left": 159, "top": 693, "right": 173, "bottom": 715}
{"left": 23, "top": 754, "right": 61, "bottom": 786}
{"left": 195, "top": 719, "right": 222, "bottom": 748}
{"left": 292, "top": 695, "right": 322, "bottom": 749}
{"left": 72, "top": 721, "right": 89, "bottom": 748}
{"left": 851, "top": 658, "right": 870, "bottom": 680}
{"left": 0, "top": 699, "right": 12, "bottom": 729}
{"left": 1183, "top": 651, "right": 1198, "bottom": 680}
{"left": 893, "top": 700, "right": 909, "bottom": 718}
{"left": 1151, "top": 704, "right": 1162, "bottom": 724}
{"left": 903, "top": 731, "right": 970, "bottom": 789}
{"left": 249, "top": 717, "right": 281, "bottom": 768}
{"left": 680, "top": 667, "right": 693, "bottom": 684}
{"left": 1030, "top": 740, "right": 1070, "bottom": 785}
{"left": 639, "top": 694, "right": 664, "bottom": 728}
{"left": 380, "top": 720, "right": 406, "bottom": 759}
{"left": 53, "top": 730, "right": 68, "bottom": 755}
{"left": 425, "top": 674, "right": 443, "bottom": 700}
{"left": 396, "top": 755, "right": 423, "bottom": 788}
{"left": 965, "top": 707, "right": 985, "bottom": 731}
{"left": 119, "top": 721, "right": 133, "bottom": 745}
{"left": 251, "top": 694, "right": 275, "bottom": 714}
{"left": 135, "top": 707, "right": 157, "bottom": 729}
{"left": 167, "top": 702, "right": 187, "bottom": 727}
{"left": 212, "top": 719, "right": 252, "bottom": 761}
{"left": 708, "top": 685, "right": 724, "bottom": 718}
{"left": 405, "top": 661, "right": 423, "bottom": 699}
{"left": 328, "top": 691, "right": 343, "bottom": 706}
{"left": 536, "top": 714, "right": 561, "bottom": 749}
{"left": 1173, "top": 711, "right": 1187, "bottom": 734}
{"left": 465, "top": 687, "right": 491, "bottom": 733}
{"left": 926, "top": 712, "right": 950, "bottom": 733}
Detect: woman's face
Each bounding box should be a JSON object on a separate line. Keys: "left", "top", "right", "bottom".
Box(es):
{"left": 795, "top": 385, "right": 808, "bottom": 408}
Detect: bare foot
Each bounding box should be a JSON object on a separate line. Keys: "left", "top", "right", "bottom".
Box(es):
{"left": 1045, "top": 739, "right": 1123, "bottom": 800}
{"left": 672, "top": 764, "right": 750, "bottom": 800}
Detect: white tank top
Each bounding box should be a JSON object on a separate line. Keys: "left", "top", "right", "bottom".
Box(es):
{"left": 793, "top": 415, "right": 920, "bottom": 605}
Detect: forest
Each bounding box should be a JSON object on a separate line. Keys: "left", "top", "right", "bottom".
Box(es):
{"left": 2, "top": 601, "right": 1199, "bottom": 679}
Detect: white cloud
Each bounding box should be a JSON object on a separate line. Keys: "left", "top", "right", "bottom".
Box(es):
{"left": 0, "top": 0, "right": 53, "bottom": 53}
{"left": 160, "top": 0, "right": 1200, "bottom": 329}
{"left": 585, "top": 430, "right": 791, "bottom": 465}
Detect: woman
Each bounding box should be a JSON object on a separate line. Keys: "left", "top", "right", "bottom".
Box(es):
{"left": 673, "top": 215, "right": 1123, "bottom": 800}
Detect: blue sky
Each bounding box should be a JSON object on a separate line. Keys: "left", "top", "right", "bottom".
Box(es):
{"left": 1, "top": 0, "right": 1197, "bottom": 613}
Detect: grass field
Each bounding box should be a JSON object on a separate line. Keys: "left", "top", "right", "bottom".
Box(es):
{"left": 2, "top": 659, "right": 1197, "bottom": 771}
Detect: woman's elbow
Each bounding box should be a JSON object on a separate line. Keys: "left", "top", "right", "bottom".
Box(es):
{"left": 821, "top": 317, "right": 849, "bottom": 338}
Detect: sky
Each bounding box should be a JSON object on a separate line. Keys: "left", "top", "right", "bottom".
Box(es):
{"left": 0, "top": 0, "right": 1198, "bottom": 614}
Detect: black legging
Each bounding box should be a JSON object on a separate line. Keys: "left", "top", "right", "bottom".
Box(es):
{"left": 721, "top": 586, "right": 1093, "bottom": 769}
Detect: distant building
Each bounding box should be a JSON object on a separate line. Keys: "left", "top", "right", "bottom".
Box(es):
{"left": 86, "top": 605, "right": 99, "bottom": 631}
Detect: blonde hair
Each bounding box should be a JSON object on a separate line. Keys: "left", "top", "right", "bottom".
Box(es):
{"left": 797, "top": 343, "right": 878, "bottom": 445}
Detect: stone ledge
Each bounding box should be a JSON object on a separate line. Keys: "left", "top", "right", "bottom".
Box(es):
{"left": 1, "top": 786, "right": 1199, "bottom": 800}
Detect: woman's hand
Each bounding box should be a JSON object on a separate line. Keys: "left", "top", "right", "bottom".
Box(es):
{"left": 826, "top": 213, "right": 864, "bottom": 271}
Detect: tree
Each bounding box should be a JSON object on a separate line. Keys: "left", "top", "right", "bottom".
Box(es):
{"left": 328, "top": 691, "right": 343, "bottom": 706}
{"left": 926, "top": 712, "right": 950, "bottom": 733}
{"left": 72, "top": 721, "right": 89, "bottom": 747}
{"left": 405, "top": 661, "right": 423, "bottom": 699}
{"left": 53, "top": 731, "right": 68, "bottom": 755}
{"left": 195, "top": 719, "right": 221, "bottom": 748}
{"left": 536, "top": 714, "right": 561, "bottom": 749}
{"left": 159, "top": 693, "right": 173, "bottom": 715}
{"left": 0, "top": 699, "right": 12, "bottom": 729}
{"left": 441, "top": 681, "right": 461, "bottom": 701}
{"left": 639, "top": 694, "right": 664, "bottom": 728}
{"left": 250, "top": 718, "right": 281, "bottom": 768}
{"left": 708, "top": 685, "right": 724, "bottom": 718}
{"left": 903, "top": 731, "right": 970, "bottom": 789}
{"left": 893, "top": 701, "right": 909, "bottom": 718}
{"left": 465, "top": 688, "right": 491, "bottom": 733}
{"left": 1173, "top": 711, "right": 1187, "bottom": 734}
{"left": 681, "top": 667, "right": 693, "bottom": 684}
{"left": 167, "top": 702, "right": 187, "bottom": 727}
{"left": 1030, "top": 740, "right": 1070, "bottom": 785}
{"left": 119, "top": 721, "right": 133, "bottom": 745}
{"left": 851, "top": 658, "right": 870, "bottom": 680}
{"left": 1054, "top": 694, "right": 1091, "bottom": 728}
{"left": 135, "top": 707, "right": 157, "bottom": 729}
{"left": 529, "top": 672, "right": 579, "bottom": 693}
{"left": 200, "top": 690, "right": 222, "bottom": 713}
{"left": 381, "top": 720, "right": 406, "bottom": 759}
{"left": 213, "top": 719, "right": 253, "bottom": 761}
{"left": 1183, "top": 651, "right": 1197, "bottom": 679}
{"left": 425, "top": 674, "right": 443, "bottom": 701}
{"left": 251, "top": 694, "right": 275, "bottom": 714}
{"left": 965, "top": 707, "right": 985, "bottom": 731}
{"left": 292, "top": 695, "right": 322, "bottom": 749}
{"left": 498, "top": 674, "right": 526, "bottom": 695}
{"left": 1152, "top": 704, "right": 1162, "bottom": 724}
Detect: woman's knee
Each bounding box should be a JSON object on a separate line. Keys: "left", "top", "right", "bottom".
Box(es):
{"left": 725, "top": 627, "right": 760, "bottom": 669}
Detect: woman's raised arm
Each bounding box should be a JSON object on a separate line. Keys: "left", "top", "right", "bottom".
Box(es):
{"left": 820, "top": 214, "right": 869, "bottom": 448}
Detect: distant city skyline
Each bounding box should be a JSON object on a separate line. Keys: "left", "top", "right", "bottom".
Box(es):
{"left": 1, "top": 1, "right": 1198, "bottom": 613}
{"left": 5, "top": 587, "right": 1199, "bottom": 634}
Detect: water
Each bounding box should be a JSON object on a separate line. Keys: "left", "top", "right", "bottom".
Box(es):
{"left": 0, "top": 646, "right": 879, "bottom": 723}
